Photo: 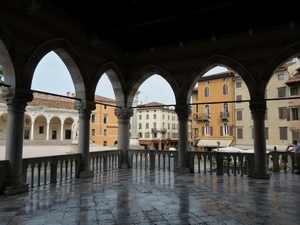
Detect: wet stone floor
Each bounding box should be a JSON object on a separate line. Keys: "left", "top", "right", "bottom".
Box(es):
{"left": 0, "top": 169, "right": 299, "bottom": 225}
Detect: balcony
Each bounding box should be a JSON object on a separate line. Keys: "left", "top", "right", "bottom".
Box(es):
{"left": 193, "top": 113, "right": 210, "bottom": 122}
{"left": 220, "top": 111, "right": 230, "bottom": 120}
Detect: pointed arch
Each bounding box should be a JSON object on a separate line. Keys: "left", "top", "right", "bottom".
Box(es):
{"left": 92, "top": 62, "right": 126, "bottom": 107}
{"left": 181, "top": 54, "right": 254, "bottom": 103}
{"left": 126, "top": 65, "right": 180, "bottom": 107}
{"left": 0, "top": 22, "right": 24, "bottom": 88}
{"left": 259, "top": 40, "right": 300, "bottom": 88}
{"left": 25, "top": 38, "right": 88, "bottom": 99}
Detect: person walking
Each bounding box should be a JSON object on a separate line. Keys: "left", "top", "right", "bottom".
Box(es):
{"left": 286, "top": 139, "right": 300, "bottom": 174}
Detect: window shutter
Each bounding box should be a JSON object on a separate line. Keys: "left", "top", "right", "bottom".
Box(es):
{"left": 202, "top": 126, "right": 204, "bottom": 135}
{"left": 220, "top": 126, "right": 223, "bottom": 136}
{"left": 230, "top": 126, "right": 233, "bottom": 135}
{"left": 287, "top": 108, "right": 290, "bottom": 121}
{"left": 210, "top": 126, "right": 213, "bottom": 135}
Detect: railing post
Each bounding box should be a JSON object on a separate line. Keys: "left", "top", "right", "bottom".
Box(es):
{"left": 272, "top": 152, "right": 280, "bottom": 172}
{"left": 216, "top": 152, "right": 223, "bottom": 175}
{"left": 149, "top": 150, "right": 155, "bottom": 170}
{"left": 188, "top": 153, "right": 195, "bottom": 173}
{"left": 50, "top": 158, "right": 58, "bottom": 184}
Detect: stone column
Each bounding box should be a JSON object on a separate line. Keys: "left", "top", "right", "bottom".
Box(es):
{"left": 30, "top": 121, "right": 34, "bottom": 140}
{"left": 249, "top": 100, "right": 270, "bottom": 179}
{"left": 46, "top": 122, "right": 50, "bottom": 140}
{"left": 60, "top": 123, "right": 64, "bottom": 140}
{"left": 175, "top": 104, "right": 191, "bottom": 172}
{"left": 114, "top": 107, "right": 133, "bottom": 168}
{"left": 2, "top": 88, "right": 33, "bottom": 195}
{"left": 74, "top": 100, "right": 96, "bottom": 178}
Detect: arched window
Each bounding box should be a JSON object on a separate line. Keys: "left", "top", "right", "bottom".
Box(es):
{"left": 204, "top": 87, "right": 210, "bottom": 97}
{"left": 204, "top": 123, "right": 211, "bottom": 136}
{"left": 204, "top": 105, "right": 210, "bottom": 118}
{"left": 223, "top": 123, "right": 229, "bottom": 136}
{"left": 223, "top": 103, "right": 228, "bottom": 112}
{"left": 222, "top": 84, "right": 229, "bottom": 95}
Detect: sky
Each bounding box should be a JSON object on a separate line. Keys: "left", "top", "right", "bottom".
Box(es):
{"left": 32, "top": 51, "right": 227, "bottom": 105}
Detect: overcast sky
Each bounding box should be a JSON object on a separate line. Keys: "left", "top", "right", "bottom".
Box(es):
{"left": 32, "top": 51, "right": 227, "bottom": 105}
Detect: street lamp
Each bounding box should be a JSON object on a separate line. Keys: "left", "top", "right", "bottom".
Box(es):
{"left": 217, "top": 141, "right": 220, "bottom": 151}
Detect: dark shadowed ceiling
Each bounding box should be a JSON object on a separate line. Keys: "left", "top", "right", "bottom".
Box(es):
{"left": 48, "top": 0, "right": 300, "bottom": 52}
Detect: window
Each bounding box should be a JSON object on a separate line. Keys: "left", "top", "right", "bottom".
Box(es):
{"left": 168, "top": 115, "right": 170, "bottom": 120}
{"left": 39, "top": 126, "right": 44, "bottom": 134}
{"left": 222, "top": 123, "right": 230, "bottom": 136}
{"left": 204, "top": 105, "right": 210, "bottom": 116}
{"left": 162, "top": 114, "right": 165, "bottom": 119}
{"left": 279, "top": 127, "right": 288, "bottom": 140}
{"left": 91, "top": 114, "right": 96, "bottom": 123}
{"left": 104, "top": 105, "right": 107, "bottom": 110}
{"left": 236, "top": 82, "right": 242, "bottom": 88}
{"left": 103, "top": 141, "right": 107, "bottom": 146}
{"left": 103, "top": 114, "right": 108, "bottom": 124}
{"left": 236, "top": 110, "right": 243, "bottom": 120}
{"left": 153, "top": 123, "right": 156, "bottom": 129}
{"left": 265, "top": 127, "right": 269, "bottom": 140}
{"left": 138, "top": 132, "right": 143, "bottom": 138}
{"left": 194, "top": 128, "right": 198, "bottom": 137}
{"left": 91, "top": 129, "right": 95, "bottom": 136}
{"left": 138, "top": 123, "right": 142, "bottom": 129}
{"left": 203, "top": 124, "right": 212, "bottom": 136}
{"left": 290, "top": 87, "right": 298, "bottom": 96}
{"left": 277, "top": 87, "right": 286, "bottom": 97}
{"left": 153, "top": 114, "right": 156, "bottom": 119}
{"left": 204, "top": 87, "right": 210, "bottom": 97}
{"left": 146, "top": 114, "right": 149, "bottom": 119}
{"left": 146, "top": 123, "right": 149, "bottom": 129}
{"left": 278, "top": 74, "right": 284, "bottom": 80}
{"left": 291, "top": 108, "right": 300, "bottom": 120}
{"left": 145, "top": 132, "right": 150, "bottom": 138}
{"left": 222, "top": 84, "right": 229, "bottom": 95}
{"left": 236, "top": 95, "right": 242, "bottom": 102}
{"left": 168, "top": 123, "right": 170, "bottom": 129}
{"left": 237, "top": 128, "right": 243, "bottom": 139}
{"left": 104, "top": 129, "right": 107, "bottom": 136}
{"left": 292, "top": 131, "right": 300, "bottom": 141}
{"left": 139, "top": 115, "right": 142, "bottom": 120}
{"left": 279, "top": 107, "right": 287, "bottom": 119}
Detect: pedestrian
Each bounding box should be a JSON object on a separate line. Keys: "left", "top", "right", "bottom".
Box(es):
{"left": 286, "top": 139, "right": 300, "bottom": 174}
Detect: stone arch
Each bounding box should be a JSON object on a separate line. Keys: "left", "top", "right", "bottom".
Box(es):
{"left": 258, "top": 40, "right": 300, "bottom": 98}
{"left": 126, "top": 65, "right": 180, "bottom": 107}
{"left": 25, "top": 38, "right": 89, "bottom": 99}
{"left": 0, "top": 22, "right": 24, "bottom": 88}
{"left": 181, "top": 54, "right": 255, "bottom": 103}
{"left": 91, "top": 62, "right": 126, "bottom": 107}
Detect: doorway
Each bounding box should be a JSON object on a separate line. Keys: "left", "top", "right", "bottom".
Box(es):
{"left": 52, "top": 130, "right": 57, "bottom": 139}
{"left": 24, "top": 129, "right": 30, "bottom": 139}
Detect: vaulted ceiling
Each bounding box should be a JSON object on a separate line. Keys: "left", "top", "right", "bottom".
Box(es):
{"left": 47, "top": 1, "right": 300, "bottom": 52}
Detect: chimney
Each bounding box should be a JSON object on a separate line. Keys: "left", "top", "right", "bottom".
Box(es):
{"left": 71, "top": 93, "right": 75, "bottom": 98}
{"left": 67, "top": 92, "right": 70, "bottom": 97}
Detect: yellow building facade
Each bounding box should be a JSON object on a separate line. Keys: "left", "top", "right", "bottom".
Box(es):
{"left": 194, "top": 71, "right": 235, "bottom": 151}
{"left": 90, "top": 95, "right": 118, "bottom": 146}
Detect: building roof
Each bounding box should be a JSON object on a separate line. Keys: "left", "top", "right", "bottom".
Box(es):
{"left": 286, "top": 67, "right": 300, "bottom": 86}
{"left": 199, "top": 70, "right": 234, "bottom": 81}
{"left": 94, "top": 95, "right": 116, "bottom": 104}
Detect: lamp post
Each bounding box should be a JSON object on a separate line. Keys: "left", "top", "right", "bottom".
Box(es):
{"left": 217, "top": 141, "right": 220, "bottom": 151}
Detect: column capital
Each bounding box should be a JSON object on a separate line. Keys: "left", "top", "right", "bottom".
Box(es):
{"left": 74, "top": 100, "right": 96, "bottom": 114}
{"left": 249, "top": 100, "right": 266, "bottom": 120}
{"left": 114, "top": 107, "right": 133, "bottom": 120}
{"left": 175, "top": 104, "right": 192, "bottom": 120}
{"left": 2, "top": 88, "right": 33, "bottom": 111}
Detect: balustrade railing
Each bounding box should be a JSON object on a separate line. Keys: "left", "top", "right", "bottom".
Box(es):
{"left": 90, "top": 150, "right": 121, "bottom": 173}
{"left": 128, "top": 149, "right": 178, "bottom": 171}
{"left": 188, "top": 151, "right": 254, "bottom": 176}
{"left": 267, "top": 151, "right": 296, "bottom": 172}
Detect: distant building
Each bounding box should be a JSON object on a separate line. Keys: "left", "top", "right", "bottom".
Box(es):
{"left": 136, "top": 102, "right": 179, "bottom": 149}
{"left": 193, "top": 71, "right": 235, "bottom": 151}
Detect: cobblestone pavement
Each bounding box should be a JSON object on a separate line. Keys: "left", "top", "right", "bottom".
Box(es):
{"left": 0, "top": 169, "right": 299, "bottom": 225}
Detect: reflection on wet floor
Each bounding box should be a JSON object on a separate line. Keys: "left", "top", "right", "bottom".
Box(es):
{"left": 0, "top": 169, "right": 299, "bottom": 225}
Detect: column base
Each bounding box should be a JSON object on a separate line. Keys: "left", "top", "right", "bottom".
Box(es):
{"left": 4, "top": 184, "right": 29, "bottom": 196}
{"left": 120, "top": 163, "right": 129, "bottom": 169}
{"left": 250, "top": 171, "right": 270, "bottom": 179}
{"left": 174, "top": 167, "right": 190, "bottom": 173}
{"left": 78, "top": 171, "right": 94, "bottom": 178}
